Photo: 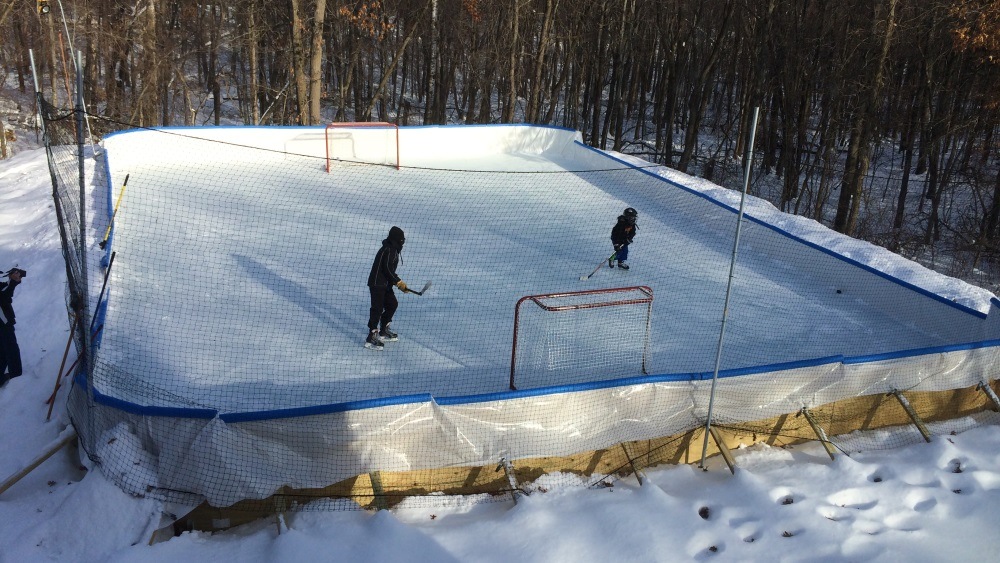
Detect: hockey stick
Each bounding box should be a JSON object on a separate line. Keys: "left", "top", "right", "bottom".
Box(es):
{"left": 45, "top": 314, "right": 77, "bottom": 420}
{"left": 89, "top": 251, "right": 115, "bottom": 335}
{"left": 403, "top": 281, "right": 432, "bottom": 296}
{"left": 580, "top": 252, "right": 617, "bottom": 281}
{"left": 99, "top": 173, "right": 130, "bottom": 249}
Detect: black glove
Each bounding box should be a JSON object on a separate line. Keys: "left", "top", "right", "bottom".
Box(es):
{"left": 614, "top": 244, "right": 623, "bottom": 251}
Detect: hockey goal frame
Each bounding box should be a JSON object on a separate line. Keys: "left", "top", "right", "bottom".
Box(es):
{"left": 509, "top": 285, "right": 654, "bottom": 390}
{"left": 325, "top": 122, "right": 400, "bottom": 172}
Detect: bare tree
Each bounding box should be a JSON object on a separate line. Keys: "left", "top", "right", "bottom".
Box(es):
{"left": 833, "top": 0, "right": 898, "bottom": 235}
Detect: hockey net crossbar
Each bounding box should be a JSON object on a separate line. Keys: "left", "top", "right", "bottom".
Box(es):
{"left": 510, "top": 286, "right": 654, "bottom": 390}
{"left": 325, "top": 122, "right": 400, "bottom": 172}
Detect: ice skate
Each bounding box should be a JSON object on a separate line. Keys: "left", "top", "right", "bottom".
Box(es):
{"left": 365, "top": 329, "right": 385, "bottom": 350}
{"left": 379, "top": 323, "right": 398, "bottom": 342}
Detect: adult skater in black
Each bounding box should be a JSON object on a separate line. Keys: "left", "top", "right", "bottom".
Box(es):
{"left": 0, "top": 267, "right": 25, "bottom": 387}
{"left": 366, "top": 226, "right": 408, "bottom": 350}
{"left": 610, "top": 207, "right": 638, "bottom": 270}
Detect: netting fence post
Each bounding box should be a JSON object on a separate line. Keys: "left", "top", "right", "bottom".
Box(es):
{"left": 891, "top": 390, "right": 932, "bottom": 443}
{"left": 496, "top": 458, "right": 521, "bottom": 505}
{"left": 799, "top": 408, "right": 838, "bottom": 460}
{"left": 699, "top": 106, "right": 760, "bottom": 470}
{"left": 978, "top": 380, "right": 1000, "bottom": 410}
{"left": 76, "top": 49, "right": 89, "bottom": 373}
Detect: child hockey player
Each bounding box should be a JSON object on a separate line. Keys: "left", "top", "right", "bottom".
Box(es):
{"left": 610, "top": 207, "right": 638, "bottom": 270}
{"left": 365, "top": 226, "right": 408, "bottom": 350}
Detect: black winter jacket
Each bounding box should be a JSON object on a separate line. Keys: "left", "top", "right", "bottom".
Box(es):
{"left": 367, "top": 237, "right": 402, "bottom": 288}
{"left": 611, "top": 216, "right": 636, "bottom": 246}
{"left": 0, "top": 277, "right": 18, "bottom": 326}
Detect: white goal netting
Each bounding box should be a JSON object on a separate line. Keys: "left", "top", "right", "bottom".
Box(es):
{"left": 510, "top": 286, "right": 653, "bottom": 390}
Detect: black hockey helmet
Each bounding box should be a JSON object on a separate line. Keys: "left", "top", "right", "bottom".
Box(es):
{"left": 623, "top": 207, "right": 637, "bottom": 224}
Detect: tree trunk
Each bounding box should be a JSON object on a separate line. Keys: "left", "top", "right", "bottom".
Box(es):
{"left": 307, "top": 0, "right": 326, "bottom": 124}
{"left": 289, "top": 0, "right": 309, "bottom": 124}
{"left": 365, "top": 2, "right": 431, "bottom": 120}
{"left": 502, "top": 0, "right": 520, "bottom": 122}
{"left": 983, "top": 167, "right": 1000, "bottom": 243}
{"left": 834, "top": 120, "right": 864, "bottom": 234}
{"left": 677, "top": 0, "right": 734, "bottom": 172}
{"left": 249, "top": 2, "right": 260, "bottom": 124}
{"left": 526, "top": 0, "right": 559, "bottom": 123}
{"left": 832, "top": 0, "right": 897, "bottom": 234}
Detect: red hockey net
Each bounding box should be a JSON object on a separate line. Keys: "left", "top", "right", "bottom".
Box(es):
{"left": 510, "top": 286, "right": 654, "bottom": 390}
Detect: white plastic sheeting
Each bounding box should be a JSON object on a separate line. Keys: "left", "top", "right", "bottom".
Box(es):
{"left": 71, "top": 341, "right": 1000, "bottom": 506}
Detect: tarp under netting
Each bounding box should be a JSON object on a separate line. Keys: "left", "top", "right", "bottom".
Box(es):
{"left": 59, "top": 124, "right": 1000, "bottom": 506}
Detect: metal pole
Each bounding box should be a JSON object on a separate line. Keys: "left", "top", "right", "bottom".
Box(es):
{"left": 28, "top": 49, "right": 42, "bottom": 93}
{"left": 28, "top": 50, "right": 45, "bottom": 143}
{"left": 56, "top": 0, "right": 98, "bottom": 156}
{"left": 76, "top": 49, "right": 94, "bottom": 439}
{"left": 77, "top": 49, "right": 87, "bottom": 310}
{"left": 699, "top": 106, "right": 760, "bottom": 470}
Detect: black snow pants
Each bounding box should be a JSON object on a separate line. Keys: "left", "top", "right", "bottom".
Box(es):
{"left": 368, "top": 286, "right": 398, "bottom": 331}
{"left": 0, "top": 323, "right": 21, "bottom": 378}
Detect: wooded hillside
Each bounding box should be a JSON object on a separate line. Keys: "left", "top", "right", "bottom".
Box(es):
{"left": 4, "top": 0, "right": 1000, "bottom": 288}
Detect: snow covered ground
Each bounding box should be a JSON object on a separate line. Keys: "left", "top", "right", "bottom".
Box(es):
{"left": 3, "top": 137, "right": 1000, "bottom": 561}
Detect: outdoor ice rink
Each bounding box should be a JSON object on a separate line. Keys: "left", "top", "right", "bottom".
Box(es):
{"left": 94, "top": 125, "right": 992, "bottom": 414}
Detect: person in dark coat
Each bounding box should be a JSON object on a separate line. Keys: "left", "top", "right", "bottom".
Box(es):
{"left": 366, "top": 226, "right": 408, "bottom": 350}
{"left": 0, "top": 267, "right": 25, "bottom": 386}
{"left": 610, "top": 207, "right": 638, "bottom": 270}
